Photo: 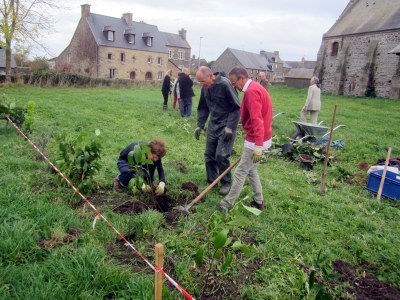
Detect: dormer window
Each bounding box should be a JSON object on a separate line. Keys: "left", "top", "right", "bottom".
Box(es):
{"left": 142, "top": 32, "right": 153, "bottom": 47}
{"left": 124, "top": 28, "right": 135, "bottom": 44}
{"left": 103, "top": 26, "right": 115, "bottom": 42}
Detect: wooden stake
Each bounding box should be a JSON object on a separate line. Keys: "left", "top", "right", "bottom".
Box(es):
{"left": 320, "top": 105, "right": 338, "bottom": 194}
{"left": 154, "top": 243, "right": 164, "bottom": 300}
{"left": 377, "top": 147, "right": 392, "bottom": 201}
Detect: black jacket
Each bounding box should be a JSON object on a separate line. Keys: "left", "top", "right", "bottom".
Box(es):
{"left": 177, "top": 73, "right": 195, "bottom": 98}
{"left": 118, "top": 142, "right": 165, "bottom": 183}
{"left": 197, "top": 73, "right": 240, "bottom": 132}
{"left": 161, "top": 75, "right": 171, "bottom": 93}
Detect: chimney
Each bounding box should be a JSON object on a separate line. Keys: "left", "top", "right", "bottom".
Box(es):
{"left": 274, "top": 50, "right": 279, "bottom": 57}
{"left": 192, "top": 54, "right": 196, "bottom": 59}
{"left": 179, "top": 28, "right": 187, "bottom": 40}
{"left": 260, "top": 50, "right": 266, "bottom": 56}
{"left": 122, "top": 12, "right": 133, "bottom": 26}
{"left": 81, "top": 4, "right": 90, "bottom": 18}
{"left": 301, "top": 57, "right": 305, "bottom": 67}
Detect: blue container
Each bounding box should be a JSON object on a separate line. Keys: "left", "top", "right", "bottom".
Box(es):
{"left": 366, "top": 169, "right": 400, "bottom": 200}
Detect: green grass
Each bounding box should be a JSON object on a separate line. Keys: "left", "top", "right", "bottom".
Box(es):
{"left": 0, "top": 85, "right": 399, "bottom": 299}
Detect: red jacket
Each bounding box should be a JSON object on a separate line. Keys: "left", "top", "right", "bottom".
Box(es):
{"left": 241, "top": 81, "right": 273, "bottom": 146}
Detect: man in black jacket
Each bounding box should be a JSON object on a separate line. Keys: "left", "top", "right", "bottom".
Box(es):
{"left": 177, "top": 68, "right": 195, "bottom": 117}
{"left": 195, "top": 66, "right": 241, "bottom": 195}
{"left": 113, "top": 139, "right": 166, "bottom": 195}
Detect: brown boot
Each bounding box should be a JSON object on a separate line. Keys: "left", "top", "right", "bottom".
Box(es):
{"left": 113, "top": 177, "right": 123, "bottom": 193}
{"left": 219, "top": 185, "right": 230, "bottom": 195}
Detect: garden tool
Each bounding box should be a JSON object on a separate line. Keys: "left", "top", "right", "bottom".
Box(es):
{"left": 174, "top": 157, "right": 241, "bottom": 214}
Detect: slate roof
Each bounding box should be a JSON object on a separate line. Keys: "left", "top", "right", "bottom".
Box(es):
{"left": 0, "top": 49, "right": 17, "bottom": 68}
{"left": 285, "top": 68, "right": 314, "bottom": 79}
{"left": 86, "top": 13, "right": 167, "bottom": 53}
{"left": 285, "top": 60, "right": 316, "bottom": 70}
{"left": 227, "top": 48, "right": 276, "bottom": 71}
{"left": 325, "top": 0, "right": 400, "bottom": 37}
{"left": 161, "top": 32, "right": 190, "bottom": 49}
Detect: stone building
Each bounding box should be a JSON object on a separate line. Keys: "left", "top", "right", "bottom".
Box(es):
{"left": 55, "top": 4, "right": 191, "bottom": 81}
{"left": 314, "top": 0, "right": 400, "bottom": 99}
{"left": 162, "top": 29, "right": 191, "bottom": 71}
{"left": 284, "top": 57, "right": 317, "bottom": 88}
{"left": 211, "top": 48, "right": 286, "bottom": 82}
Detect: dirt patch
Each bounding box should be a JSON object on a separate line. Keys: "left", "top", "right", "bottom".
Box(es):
{"left": 175, "top": 162, "right": 188, "bottom": 173}
{"left": 345, "top": 173, "right": 368, "bottom": 187}
{"left": 113, "top": 200, "right": 150, "bottom": 214}
{"left": 38, "top": 228, "right": 81, "bottom": 249}
{"left": 181, "top": 182, "right": 199, "bottom": 194}
{"left": 332, "top": 260, "right": 400, "bottom": 299}
{"left": 359, "top": 161, "right": 369, "bottom": 170}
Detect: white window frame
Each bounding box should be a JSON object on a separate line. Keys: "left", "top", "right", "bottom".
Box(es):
{"left": 109, "top": 68, "right": 116, "bottom": 78}
{"left": 128, "top": 34, "right": 135, "bottom": 44}
{"left": 158, "top": 71, "right": 163, "bottom": 80}
{"left": 146, "top": 37, "right": 152, "bottom": 47}
{"left": 168, "top": 50, "right": 173, "bottom": 59}
{"left": 107, "top": 31, "right": 114, "bottom": 41}
{"left": 108, "top": 53, "right": 113, "bottom": 60}
{"left": 178, "top": 50, "right": 184, "bottom": 60}
{"left": 157, "top": 57, "right": 162, "bottom": 65}
{"left": 148, "top": 57, "right": 152, "bottom": 64}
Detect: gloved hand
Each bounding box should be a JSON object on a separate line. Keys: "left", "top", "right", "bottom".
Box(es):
{"left": 194, "top": 127, "right": 203, "bottom": 140}
{"left": 223, "top": 127, "right": 233, "bottom": 142}
{"left": 155, "top": 182, "right": 165, "bottom": 196}
{"left": 252, "top": 146, "right": 263, "bottom": 163}
{"left": 141, "top": 183, "right": 152, "bottom": 193}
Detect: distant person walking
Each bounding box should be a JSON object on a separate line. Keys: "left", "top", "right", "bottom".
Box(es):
{"left": 172, "top": 73, "right": 181, "bottom": 110}
{"left": 161, "top": 69, "right": 172, "bottom": 111}
{"left": 300, "top": 76, "right": 321, "bottom": 124}
{"left": 258, "top": 71, "right": 270, "bottom": 91}
{"left": 177, "top": 68, "right": 195, "bottom": 117}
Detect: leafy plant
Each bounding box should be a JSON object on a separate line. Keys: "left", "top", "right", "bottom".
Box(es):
{"left": 0, "top": 94, "right": 27, "bottom": 127}
{"left": 24, "top": 101, "right": 36, "bottom": 134}
{"left": 194, "top": 197, "right": 261, "bottom": 296}
{"left": 300, "top": 250, "right": 341, "bottom": 299}
{"left": 126, "top": 143, "right": 153, "bottom": 194}
{"left": 51, "top": 129, "right": 102, "bottom": 200}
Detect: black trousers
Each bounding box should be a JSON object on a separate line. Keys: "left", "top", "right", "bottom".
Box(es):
{"left": 204, "top": 129, "right": 236, "bottom": 186}
{"left": 162, "top": 91, "right": 169, "bottom": 105}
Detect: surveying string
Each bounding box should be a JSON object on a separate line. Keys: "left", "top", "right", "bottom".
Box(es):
{"left": 6, "top": 116, "right": 195, "bottom": 300}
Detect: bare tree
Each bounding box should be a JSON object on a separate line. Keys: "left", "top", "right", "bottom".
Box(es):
{"left": 0, "top": 0, "right": 60, "bottom": 81}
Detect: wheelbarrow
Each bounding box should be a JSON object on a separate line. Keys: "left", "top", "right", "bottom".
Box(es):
{"left": 290, "top": 121, "right": 345, "bottom": 143}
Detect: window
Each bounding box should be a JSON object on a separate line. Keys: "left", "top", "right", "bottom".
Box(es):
{"left": 271, "top": 57, "right": 276, "bottom": 63}
{"left": 168, "top": 50, "right": 173, "bottom": 59}
{"left": 130, "top": 71, "right": 136, "bottom": 80}
{"left": 146, "top": 37, "right": 152, "bottom": 47}
{"left": 121, "top": 53, "right": 125, "bottom": 62}
{"left": 178, "top": 50, "right": 184, "bottom": 60}
{"left": 128, "top": 34, "right": 135, "bottom": 44}
{"left": 331, "top": 42, "right": 339, "bottom": 56}
{"left": 107, "top": 31, "right": 114, "bottom": 41}
{"left": 147, "top": 57, "right": 152, "bottom": 64}
{"left": 158, "top": 71, "right": 164, "bottom": 80}
{"left": 109, "top": 68, "right": 116, "bottom": 78}
{"left": 157, "top": 57, "right": 162, "bottom": 65}
{"left": 108, "top": 53, "right": 112, "bottom": 60}
{"left": 145, "top": 72, "right": 152, "bottom": 80}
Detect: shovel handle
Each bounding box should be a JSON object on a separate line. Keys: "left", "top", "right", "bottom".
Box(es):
{"left": 377, "top": 147, "right": 392, "bottom": 201}
{"left": 186, "top": 157, "right": 241, "bottom": 210}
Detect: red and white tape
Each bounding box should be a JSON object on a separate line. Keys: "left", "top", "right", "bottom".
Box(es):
{"left": 6, "top": 116, "right": 195, "bottom": 300}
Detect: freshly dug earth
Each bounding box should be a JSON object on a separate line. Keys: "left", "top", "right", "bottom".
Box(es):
{"left": 332, "top": 260, "right": 400, "bottom": 299}
{"left": 38, "top": 228, "right": 81, "bottom": 249}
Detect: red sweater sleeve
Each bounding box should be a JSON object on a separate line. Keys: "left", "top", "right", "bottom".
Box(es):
{"left": 244, "top": 89, "right": 265, "bottom": 146}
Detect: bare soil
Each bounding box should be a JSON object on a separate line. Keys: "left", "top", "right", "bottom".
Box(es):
{"left": 38, "top": 228, "right": 81, "bottom": 249}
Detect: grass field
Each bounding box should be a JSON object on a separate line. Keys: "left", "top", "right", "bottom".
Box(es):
{"left": 0, "top": 84, "right": 399, "bottom": 299}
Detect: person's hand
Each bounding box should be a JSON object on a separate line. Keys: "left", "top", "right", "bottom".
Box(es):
{"left": 223, "top": 127, "right": 233, "bottom": 142}
{"left": 252, "top": 146, "right": 263, "bottom": 163}
{"left": 155, "top": 182, "right": 165, "bottom": 196}
{"left": 303, "top": 106, "right": 308, "bottom": 112}
{"left": 194, "top": 127, "right": 203, "bottom": 140}
{"left": 141, "top": 183, "right": 152, "bottom": 193}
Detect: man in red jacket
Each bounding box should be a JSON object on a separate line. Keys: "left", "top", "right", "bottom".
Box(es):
{"left": 217, "top": 66, "right": 273, "bottom": 211}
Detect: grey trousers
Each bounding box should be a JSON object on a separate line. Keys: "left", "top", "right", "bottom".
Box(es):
{"left": 300, "top": 109, "right": 319, "bottom": 124}
{"left": 220, "top": 147, "right": 263, "bottom": 208}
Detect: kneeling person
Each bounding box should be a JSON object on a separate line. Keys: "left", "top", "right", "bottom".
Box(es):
{"left": 113, "top": 139, "right": 166, "bottom": 195}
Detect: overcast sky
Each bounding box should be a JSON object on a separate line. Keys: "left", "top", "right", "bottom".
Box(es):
{"left": 32, "top": 0, "right": 350, "bottom": 62}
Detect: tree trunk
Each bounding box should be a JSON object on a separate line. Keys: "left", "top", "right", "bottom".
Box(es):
{"left": 5, "top": 40, "right": 12, "bottom": 83}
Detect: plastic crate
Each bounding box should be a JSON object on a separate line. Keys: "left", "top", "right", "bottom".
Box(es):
{"left": 365, "top": 169, "right": 400, "bottom": 200}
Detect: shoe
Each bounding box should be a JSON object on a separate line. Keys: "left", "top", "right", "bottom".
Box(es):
{"left": 113, "top": 177, "right": 123, "bottom": 193}
{"left": 216, "top": 202, "right": 230, "bottom": 211}
{"left": 163, "top": 105, "right": 167, "bottom": 111}
{"left": 250, "top": 200, "right": 264, "bottom": 210}
{"left": 219, "top": 185, "right": 230, "bottom": 195}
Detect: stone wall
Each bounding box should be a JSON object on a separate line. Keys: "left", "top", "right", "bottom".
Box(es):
{"left": 315, "top": 30, "right": 400, "bottom": 99}
{"left": 97, "top": 46, "right": 168, "bottom": 81}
